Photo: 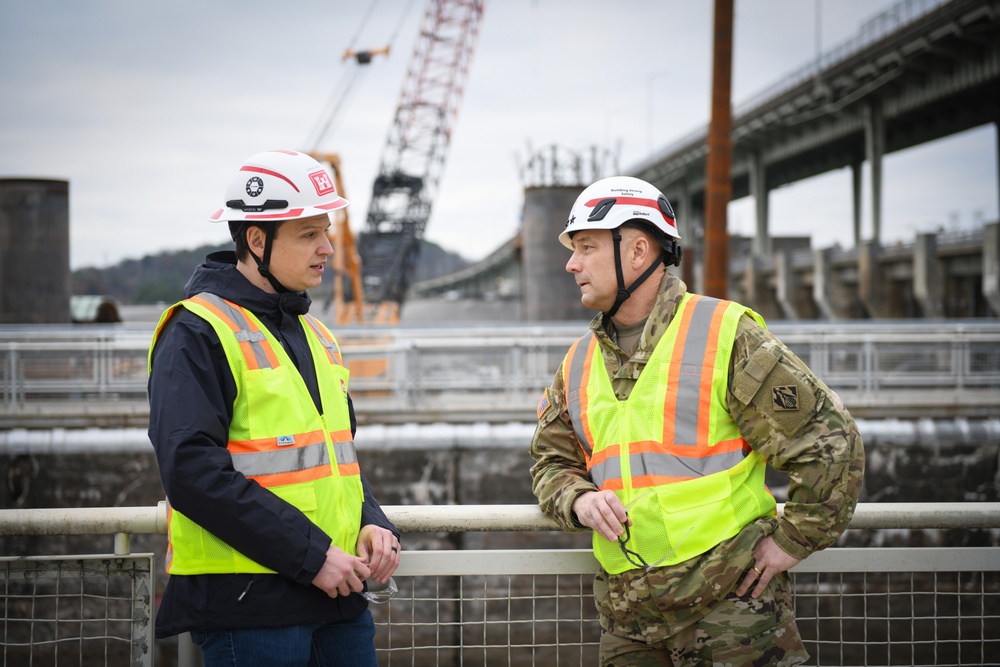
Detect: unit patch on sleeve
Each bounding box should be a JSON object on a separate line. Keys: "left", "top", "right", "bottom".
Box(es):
{"left": 772, "top": 385, "right": 799, "bottom": 411}
{"left": 537, "top": 387, "right": 551, "bottom": 419}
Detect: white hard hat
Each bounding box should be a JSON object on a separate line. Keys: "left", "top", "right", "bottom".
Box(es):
{"left": 559, "top": 176, "right": 679, "bottom": 249}
{"left": 209, "top": 150, "right": 349, "bottom": 223}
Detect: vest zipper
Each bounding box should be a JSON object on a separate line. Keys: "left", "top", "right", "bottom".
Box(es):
{"left": 237, "top": 576, "right": 255, "bottom": 602}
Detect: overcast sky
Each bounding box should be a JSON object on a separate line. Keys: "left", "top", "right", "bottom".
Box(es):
{"left": 1, "top": 0, "right": 996, "bottom": 270}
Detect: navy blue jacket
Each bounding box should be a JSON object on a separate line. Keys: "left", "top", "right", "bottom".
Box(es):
{"left": 148, "top": 251, "right": 397, "bottom": 638}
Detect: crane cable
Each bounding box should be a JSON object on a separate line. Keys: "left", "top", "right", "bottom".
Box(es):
{"left": 306, "top": 0, "right": 418, "bottom": 152}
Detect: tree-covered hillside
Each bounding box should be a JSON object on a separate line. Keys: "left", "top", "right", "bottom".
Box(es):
{"left": 72, "top": 240, "right": 470, "bottom": 305}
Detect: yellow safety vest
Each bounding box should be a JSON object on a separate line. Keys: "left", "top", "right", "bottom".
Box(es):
{"left": 149, "top": 292, "right": 363, "bottom": 575}
{"left": 564, "top": 293, "right": 776, "bottom": 574}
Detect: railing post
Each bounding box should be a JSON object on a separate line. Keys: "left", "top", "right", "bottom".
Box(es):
{"left": 864, "top": 336, "right": 876, "bottom": 401}
{"left": 956, "top": 327, "right": 967, "bottom": 391}
{"left": 98, "top": 335, "right": 110, "bottom": 399}
{"left": 6, "top": 344, "right": 20, "bottom": 408}
{"left": 114, "top": 532, "right": 131, "bottom": 556}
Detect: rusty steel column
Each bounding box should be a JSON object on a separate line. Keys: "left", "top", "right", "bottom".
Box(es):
{"left": 703, "top": 0, "right": 734, "bottom": 298}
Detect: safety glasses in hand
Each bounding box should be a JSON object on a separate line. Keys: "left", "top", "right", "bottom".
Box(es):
{"left": 363, "top": 576, "right": 398, "bottom": 604}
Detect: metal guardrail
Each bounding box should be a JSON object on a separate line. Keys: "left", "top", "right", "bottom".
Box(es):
{"left": 2, "top": 503, "right": 999, "bottom": 666}
{"left": 1, "top": 554, "right": 156, "bottom": 667}
{"left": 1, "top": 322, "right": 999, "bottom": 424}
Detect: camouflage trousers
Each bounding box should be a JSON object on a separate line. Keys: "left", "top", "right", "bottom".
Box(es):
{"left": 593, "top": 520, "right": 808, "bottom": 666}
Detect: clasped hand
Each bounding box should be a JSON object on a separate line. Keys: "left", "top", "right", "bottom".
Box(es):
{"left": 311, "top": 524, "right": 401, "bottom": 598}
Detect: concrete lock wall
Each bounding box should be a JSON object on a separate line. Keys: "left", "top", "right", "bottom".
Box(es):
{"left": 0, "top": 179, "right": 71, "bottom": 324}
{"left": 520, "top": 186, "right": 592, "bottom": 322}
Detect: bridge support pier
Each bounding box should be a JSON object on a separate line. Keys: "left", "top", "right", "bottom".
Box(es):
{"left": 775, "top": 249, "right": 800, "bottom": 320}
{"left": 743, "top": 255, "right": 781, "bottom": 320}
{"left": 914, "top": 233, "right": 944, "bottom": 318}
{"left": 851, "top": 160, "right": 863, "bottom": 246}
{"left": 749, "top": 151, "right": 770, "bottom": 258}
{"left": 984, "top": 222, "right": 1000, "bottom": 317}
{"left": 859, "top": 240, "right": 886, "bottom": 318}
{"left": 814, "top": 248, "right": 838, "bottom": 320}
{"left": 864, "top": 102, "right": 885, "bottom": 243}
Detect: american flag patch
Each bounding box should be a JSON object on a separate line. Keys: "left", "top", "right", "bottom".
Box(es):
{"left": 536, "top": 388, "right": 551, "bottom": 419}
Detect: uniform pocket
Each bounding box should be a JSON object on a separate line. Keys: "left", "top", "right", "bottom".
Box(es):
{"left": 593, "top": 570, "right": 655, "bottom": 642}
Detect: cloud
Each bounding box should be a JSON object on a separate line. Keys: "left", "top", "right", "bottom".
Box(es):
{"left": 1, "top": 0, "right": 996, "bottom": 270}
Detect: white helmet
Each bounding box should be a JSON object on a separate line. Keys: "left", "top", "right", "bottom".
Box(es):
{"left": 209, "top": 150, "right": 349, "bottom": 223}
{"left": 559, "top": 176, "right": 679, "bottom": 250}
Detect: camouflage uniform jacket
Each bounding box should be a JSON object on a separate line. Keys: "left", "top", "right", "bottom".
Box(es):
{"left": 529, "top": 271, "right": 865, "bottom": 637}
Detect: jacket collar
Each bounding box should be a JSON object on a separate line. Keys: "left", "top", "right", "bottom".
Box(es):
{"left": 184, "top": 251, "right": 312, "bottom": 319}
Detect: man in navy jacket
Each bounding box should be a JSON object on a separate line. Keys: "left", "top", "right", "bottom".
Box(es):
{"left": 148, "top": 150, "right": 399, "bottom": 666}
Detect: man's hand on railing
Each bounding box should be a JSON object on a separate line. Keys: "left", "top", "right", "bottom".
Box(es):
{"left": 357, "top": 524, "right": 400, "bottom": 585}
{"left": 572, "top": 490, "right": 631, "bottom": 543}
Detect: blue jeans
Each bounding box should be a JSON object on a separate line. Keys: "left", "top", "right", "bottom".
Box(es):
{"left": 191, "top": 611, "right": 377, "bottom": 667}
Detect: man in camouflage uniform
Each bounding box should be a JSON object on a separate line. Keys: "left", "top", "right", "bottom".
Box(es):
{"left": 530, "top": 176, "right": 864, "bottom": 666}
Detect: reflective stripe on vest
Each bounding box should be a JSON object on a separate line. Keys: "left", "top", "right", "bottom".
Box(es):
{"left": 562, "top": 293, "right": 775, "bottom": 572}
{"left": 149, "top": 294, "right": 363, "bottom": 576}
{"left": 567, "top": 295, "right": 751, "bottom": 490}
{"left": 229, "top": 429, "right": 332, "bottom": 486}
{"left": 303, "top": 313, "right": 344, "bottom": 366}
{"left": 563, "top": 334, "right": 598, "bottom": 457}
{"left": 187, "top": 293, "right": 281, "bottom": 370}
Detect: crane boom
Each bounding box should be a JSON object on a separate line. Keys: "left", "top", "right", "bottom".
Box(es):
{"left": 359, "top": 0, "right": 487, "bottom": 319}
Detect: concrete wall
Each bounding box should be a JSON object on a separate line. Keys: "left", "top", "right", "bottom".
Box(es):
{"left": 0, "top": 179, "right": 71, "bottom": 324}
{"left": 520, "top": 186, "right": 592, "bottom": 322}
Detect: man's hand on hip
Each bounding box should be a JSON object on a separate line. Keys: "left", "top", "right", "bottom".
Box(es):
{"left": 736, "top": 535, "right": 802, "bottom": 599}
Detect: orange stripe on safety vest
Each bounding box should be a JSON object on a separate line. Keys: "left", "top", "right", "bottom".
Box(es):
{"left": 238, "top": 340, "right": 261, "bottom": 371}
{"left": 586, "top": 443, "right": 620, "bottom": 471}
{"left": 629, "top": 436, "right": 747, "bottom": 462}
{"left": 338, "top": 462, "right": 361, "bottom": 476}
{"left": 304, "top": 315, "right": 343, "bottom": 366}
{"left": 663, "top": 295, "right": 698, "bottom": 447}
{"left": 228, "top": 429, "right": 326, "bottom": 454}
{"left": 165, "top": 504, "right": 174, "bottom": 571}
{"left": 250, "top": 464, "right": 332, "bottom": 488}
{"left": 697, "top": 300, "right": 728, "bottom": 449}
{"left": 631, "top": 474, "right": 697, "bottom": 488}
{"left": 190, "top": 295, "right": 281, "bottom": 371}
{"left": 578, "top": 336, "right": 598, "bottom": 458}
{"left": 329, "top": 429, "right": 353, "bottom": 443}
{"left": 258, "top": 338, "right": 280, "bottom": 369}
{"left": 599, "top": 477, "right": 625, "bottom": 491}
{"left": 189, "top": 295, "right": 241, "bottom": 333}
{"left": 564, "top": 336, "right": 598, "bottom": 458}
{"left": 562, "top": 337, "right": 581, "bottom": 402}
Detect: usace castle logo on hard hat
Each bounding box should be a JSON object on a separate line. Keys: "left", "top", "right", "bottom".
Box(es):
{"left": 309, "top": 170, "right": 335, "bottom": 196}
{"left": 246, "top": 177, "right": 264, "bottom": 198}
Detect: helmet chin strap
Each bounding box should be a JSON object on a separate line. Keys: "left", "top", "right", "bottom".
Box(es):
{"left": 605, "top": 227, "right": 667, "bottom": 320}
{"left": 250, "top": 226, "right": 293, "bottom": 294}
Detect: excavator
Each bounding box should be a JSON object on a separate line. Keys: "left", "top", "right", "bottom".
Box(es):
{"left": 309, "top": 1, "right": 487, "bottom": 326}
